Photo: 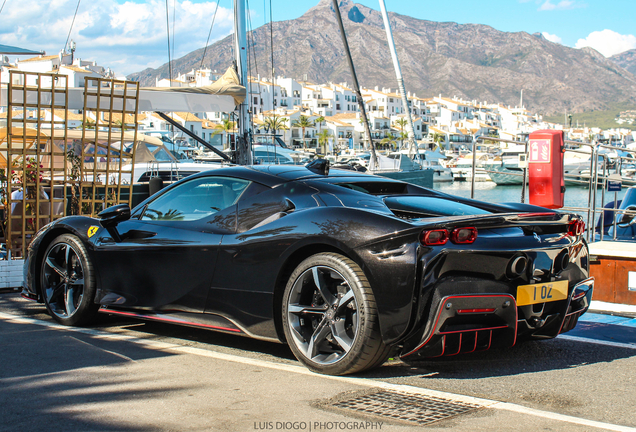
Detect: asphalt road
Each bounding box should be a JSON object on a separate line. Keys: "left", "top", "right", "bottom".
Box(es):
{"left": 1, "top": 291, "right": 635, "bottom": 432}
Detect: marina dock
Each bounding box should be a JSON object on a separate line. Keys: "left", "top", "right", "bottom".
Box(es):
{"left": 589, "top": 241, "right": 636, "bottom": 306}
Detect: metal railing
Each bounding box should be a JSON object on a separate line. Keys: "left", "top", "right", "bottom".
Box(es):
{"left": 463, "top": 136, "right": 636, "bottom": 243}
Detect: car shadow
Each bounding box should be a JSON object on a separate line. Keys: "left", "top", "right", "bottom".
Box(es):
{"left": 5, "top": 292, "right": 634, "bottom": 382}
{"left": 89, "top": 307, "right": 636, "bottom": 381}
{"left": 0, "top": 317, "right": 179, "bottom": 431}
{"left": 105, "top": 312, "right": 636, "bottom": 383}
{"left": 112, "top": 317, "right": 298, "bottom": 362}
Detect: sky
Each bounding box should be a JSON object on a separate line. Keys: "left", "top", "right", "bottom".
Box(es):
{"left": 0, "top": 0, "right": 635, "bottom": 76}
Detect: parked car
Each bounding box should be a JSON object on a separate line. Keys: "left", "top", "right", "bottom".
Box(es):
{"left": 22, "top": 161, "right": 593, "bottom": 375}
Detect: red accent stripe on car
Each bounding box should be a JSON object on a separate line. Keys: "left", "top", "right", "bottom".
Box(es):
{"left": 457, "top": 308, "right": 496, "bottom": 314}
{"left": 400, "top": 294, "right": 517, "bottom": 357}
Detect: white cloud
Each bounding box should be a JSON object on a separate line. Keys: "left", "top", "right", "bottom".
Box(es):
{"left": 538, "top": 0, "right": 576, "bottom": 11}
{"left": 575, "top": 30, "right": 636, "bottom": 57}
{"left": 0, "top": 0, "right": 234, "bottom": 75}
{"left": 542, "top": 32, "right": 563, "bottom": 44}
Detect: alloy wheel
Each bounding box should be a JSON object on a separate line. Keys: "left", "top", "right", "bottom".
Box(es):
{"left": 286, "top": 265, "right": 359, "bottom": 365}
{"left": 42, "top": 242, "right": 86, "bottom": 319}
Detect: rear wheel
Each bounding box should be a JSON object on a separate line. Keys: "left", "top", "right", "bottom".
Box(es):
{"left": 40, "top": 234, "right": 98, "bottom": 326}
{"left": 282, "top": 253, "right": 390, "bottom": 375}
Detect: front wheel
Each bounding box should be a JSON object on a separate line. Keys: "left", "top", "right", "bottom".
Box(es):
{"left": 282, "top": 253, "right": 390, "bottom": 375}
{"left": 40, "top": 234, "right": 98, "bottom": 326}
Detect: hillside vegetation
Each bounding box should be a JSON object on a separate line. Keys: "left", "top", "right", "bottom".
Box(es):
{"left": 543, "top": 103, "right": 636, "bottom": 131}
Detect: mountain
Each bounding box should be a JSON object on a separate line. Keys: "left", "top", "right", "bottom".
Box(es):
{"left": 127, "top": 0, "right": 636, "bottom": 115}
{"left": 610, "top": 49, "right": 636, "bottom": 76}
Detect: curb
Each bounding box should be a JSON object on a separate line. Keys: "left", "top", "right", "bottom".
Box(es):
{"left": 589, "top": 300, "right": 636, "bottom": 318}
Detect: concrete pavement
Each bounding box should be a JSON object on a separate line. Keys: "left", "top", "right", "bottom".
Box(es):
{"left": 2, "top": 311, "right": 635, "bottom": 432}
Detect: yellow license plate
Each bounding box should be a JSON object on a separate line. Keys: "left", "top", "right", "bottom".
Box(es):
{"left": 516, "top": 280, "right": 569, "bottom": 306}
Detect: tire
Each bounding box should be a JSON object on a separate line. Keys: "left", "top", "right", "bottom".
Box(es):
{"left": 40, "top": 234, "right": 98, "bottom": 326}
{"left": 282, "top": 252, "right": 390, "bottom": 375}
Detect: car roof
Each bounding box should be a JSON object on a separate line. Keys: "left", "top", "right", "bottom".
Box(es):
{"left": 189, "top": 164, "right": 401, "bottom": 188}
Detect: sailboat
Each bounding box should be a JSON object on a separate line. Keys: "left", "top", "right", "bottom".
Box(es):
{"left": 326, "top": 0, "right": 435, "bottom": 188}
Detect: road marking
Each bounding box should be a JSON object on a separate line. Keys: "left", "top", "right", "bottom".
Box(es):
{"left": 559, "top": 335, "right": 636, "bottom": 350}
{"left": 2, "top": 311, "right": 635, "bottom": 432}
{"left": 67, "top": 335, "right": 137, "bottom": 362}
{"left": 580, "top": 313, "right": 636, "bottom": 328}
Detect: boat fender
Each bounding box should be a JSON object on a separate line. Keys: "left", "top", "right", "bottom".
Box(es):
{"left": 149, "top": 177, "right": 164, "bottom": 195}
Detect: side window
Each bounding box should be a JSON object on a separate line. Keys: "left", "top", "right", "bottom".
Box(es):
{"left": 141, "top": 176, "right": 251, "bottom": 221}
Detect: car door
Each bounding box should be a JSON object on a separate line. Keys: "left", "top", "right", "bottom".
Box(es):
{"left": 93, "top": 175, "right": 251, "bottom": 312}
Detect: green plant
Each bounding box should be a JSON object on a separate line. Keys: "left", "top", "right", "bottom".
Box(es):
{"left": 0, "top": 168, "right": 7, "bottom": 239}
{"left": 380, "top": 133, "right": 396, "bottom": 151}
{"left": 80, "top": 118, "right": 96, "bottom": 130}
{"left": 393, "top": 118, "right": 408, "bottom": 149}
{"left": 212, "top": 119, "right": 236, "bottom": 150}
{"left": 10, "top": 156, "right": 45, "bottom": 232}
{"left": 317, "top": 129, "right": 332, "bottom": 155}
{"left": 292, "top": 115, "right": 315, "bottom": 150}
{"left": 67, "top": 148, "right": 82, "bottom": 215}
{"left": 263, "top": 115, "right": 289, "bottom": 135}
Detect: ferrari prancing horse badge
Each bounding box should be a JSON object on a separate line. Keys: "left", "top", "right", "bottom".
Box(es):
{"left": 87, "top": 226, "right": 99, "bottom": 238}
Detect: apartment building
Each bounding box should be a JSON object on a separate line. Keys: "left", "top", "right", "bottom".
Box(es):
{"left": 1, "top": 57, "right": 581, "bottom": 150}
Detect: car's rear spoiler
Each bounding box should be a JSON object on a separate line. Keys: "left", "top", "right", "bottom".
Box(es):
{"left": 408, "top": 211, "right": 575, "bottom": 231}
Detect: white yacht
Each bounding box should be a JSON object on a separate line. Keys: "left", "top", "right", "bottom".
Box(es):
{"left": 389, "top": 149, "right": 453, "bottom": 182}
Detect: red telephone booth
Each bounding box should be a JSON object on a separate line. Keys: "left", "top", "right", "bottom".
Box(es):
{"left": 528, "top": 130, "right": 565, "bottom": 209}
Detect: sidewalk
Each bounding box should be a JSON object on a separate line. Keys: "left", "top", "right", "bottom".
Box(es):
{"left": 589, "top": 300, "right": 636, "bottom": 319}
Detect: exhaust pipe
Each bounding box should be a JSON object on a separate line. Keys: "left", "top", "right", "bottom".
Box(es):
{"left": 507, "top": 255, "right": 528, "bottom": 279}
{"left": 554, "top": 250, "right": 570, "bottom": 273}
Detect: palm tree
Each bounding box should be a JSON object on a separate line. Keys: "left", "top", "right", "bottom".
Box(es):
{"left": 394, "top": 118, "right": 408, "bottom": 149}
{"left": 314, "top": 116, "right": 325, "bottom": 135}
{"left": 292, "top": 115, "right": 315, "bottom": 151}
{"left": 212, "top": 119, "right": 236, "bottom": 150}
{"left": 263, "top": 115, "right": 289, "bottom": 143}
{"left": 398, "top": 131, "right": 409, "bottom": 149}
{"left": 433, "top": 132, "right": 445, "bottom": 150}
{"left": 358, "top": 117, "right": 371, "bottom": 150}
{"left": 381, "top": 133, "right": 396, "bottom": 151}
{"left": 317, "top": 129, "right": 332, "bottom": 155}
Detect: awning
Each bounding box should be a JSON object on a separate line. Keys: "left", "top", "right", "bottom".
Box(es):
{"left": 0, "top": 66, "right": 245, "bottom": 113}
{"left": 140, "top": 66, "right": 246, "bottom": 107}
{"left": 0, "top": 44, "right": 43, "bottom": 55}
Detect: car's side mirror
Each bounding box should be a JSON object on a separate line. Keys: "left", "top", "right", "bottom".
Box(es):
{"left": 98, "top": 204, "right": 131, "bottom": 242}
{"left": 618, "top": 205, "right": 636, "bottom": 227}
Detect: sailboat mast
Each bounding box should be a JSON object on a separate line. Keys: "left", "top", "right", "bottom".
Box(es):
{"left": 234, "top": 0, "right": 252, "bottom": 165}
{"left": 378, "top": 0, "right": 418, "bottom": 158}
{"left": 331, "top": 0, "right": 378, "bottom": 169}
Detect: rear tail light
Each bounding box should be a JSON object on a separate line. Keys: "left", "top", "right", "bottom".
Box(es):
{"left": 578, "top": 220, "right": 586, "bottom": 235}
{"left": 451, "top": 227, "right": 478, "bottom": 244}
{"left": 421, "top": 227, "right": 477, "bottom": 246}
{"left": 568, "top": 219, "right": 585, "bottom": 236}
{"left": 421, "top": 229, "right": 449, "bottom": 246}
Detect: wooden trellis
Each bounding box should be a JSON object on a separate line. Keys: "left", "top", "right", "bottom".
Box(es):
{"left": 3, "top": 71, "right": 69, "bottom": 257}
{"left": 79, "top": 77, "right": 139, "bottom": 216}
{"left": 1, "top": 72, "right": 140, "bottom": 258}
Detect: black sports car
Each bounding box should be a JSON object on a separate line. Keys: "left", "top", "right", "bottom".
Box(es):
{"left": 22, "top": 161, "right": 594, "bottom": 375}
